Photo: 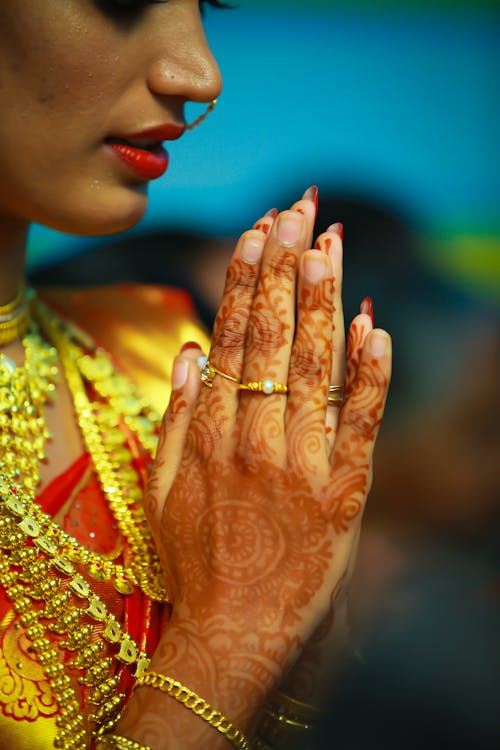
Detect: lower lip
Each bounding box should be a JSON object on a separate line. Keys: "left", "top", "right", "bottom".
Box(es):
{"left": 106, "top": 141, "right": 169, "bottom": 180}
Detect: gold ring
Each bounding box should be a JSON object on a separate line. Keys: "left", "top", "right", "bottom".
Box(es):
{"left": 238, "top": 379, "right": 288, "bottom": 395}
{"left": 327, "top": 384, "right": 344, "bottom": 405}
{"left": 199, "top": 358, "right": 239, "bottom": 389}
{"left": 199, "top": 358, "right": 288, "bottom": 395}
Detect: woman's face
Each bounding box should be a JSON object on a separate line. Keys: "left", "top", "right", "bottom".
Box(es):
{"left": 0, "top": 0, "right": 222, "bottom": 236}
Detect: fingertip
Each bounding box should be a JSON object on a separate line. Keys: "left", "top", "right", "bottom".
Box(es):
{"left": 327, "top": 222, "right": 344, "bottom": 240}
{"left": 367, "top": 329, "right": 391, "bottom": 359}
{"left": 171, "top": 355, "right": 189, "bottom": 391}
{"left": 359, "top": 296, "right": 374, "bottom": 326}
{"left": 314, "top": 229, "right": 343, "bottom": 263}
{"left": 351, "top": 312, "right": 371, "bottom": 332}
{"left": 181, "top": 340, "right": 200, "bottom": 353}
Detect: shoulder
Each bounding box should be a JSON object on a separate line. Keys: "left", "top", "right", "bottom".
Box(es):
{"left": 39, "top": 283, "right": 210, "bottom": 414}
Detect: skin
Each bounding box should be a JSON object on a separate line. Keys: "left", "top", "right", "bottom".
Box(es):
{"left": 0, "top": 1, "right": 392, "bottom": 747}
{"left": 0, "top": 0, "right": 221, "bottom": 300}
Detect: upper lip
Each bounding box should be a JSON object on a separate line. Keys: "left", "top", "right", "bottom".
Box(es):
{"left": 109, "top": 121, "right": 186, "bottom": 147}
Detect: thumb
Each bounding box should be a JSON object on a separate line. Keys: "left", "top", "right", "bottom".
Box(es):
{"left": 144, "top": 343, "right": 204, "bottom": 534}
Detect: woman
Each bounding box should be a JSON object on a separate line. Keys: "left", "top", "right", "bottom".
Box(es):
{"left": 0, "top": 2, "right": 391, "bottom": 749}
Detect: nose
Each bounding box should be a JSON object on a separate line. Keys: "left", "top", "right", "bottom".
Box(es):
{"left": 146, "top": 13, "right": 223, "bottom": 106}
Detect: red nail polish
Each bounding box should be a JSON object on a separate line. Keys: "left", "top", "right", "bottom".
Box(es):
{"left": 311, "top": 186, "right": 318, "bottom": 215}
{"left": 360, "top": 296, "right": 374, "bottom": 326}
{"left": 180, "top": 341, "right": 200, "bottom": 353}
{"left": 327, "top": 222, "right": 343, "bottom": 240}
{"left": 302, "top": 185, "right": 318, "bottom": 213}
{"left": 265, "top": 207, "right": 278, "bottom": 218}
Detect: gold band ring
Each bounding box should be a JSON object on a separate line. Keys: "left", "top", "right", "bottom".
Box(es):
{"left": 327, "top": 384, "right": 344, "bottom": 405}
{"left": 238, "top": 379, "right": 288, "bottom": 395}
{"left": 200, "top": 359, "right": 288, "bottom": 395}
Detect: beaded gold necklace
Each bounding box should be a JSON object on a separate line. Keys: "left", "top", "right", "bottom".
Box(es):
{"left": 0, "top": 324, "right": 58, "bottom": 491}
{"left": 0, "top": 292, "right": 167, "bottom": 748}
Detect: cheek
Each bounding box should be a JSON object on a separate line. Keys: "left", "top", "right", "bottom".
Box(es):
{"left": 0, "top": 13, "right": 122, "bottom": 127}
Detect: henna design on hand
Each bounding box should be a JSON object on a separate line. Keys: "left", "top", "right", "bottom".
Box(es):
{"left": 344, "top": 317, "right": 367, "bottom": 399}
{"left": 211, "top": 257, "right": 260, "bottom": 373}
{"left": 137, "top": 204, "right": 391, "bottom": 741}
{"left": 244, "top": 249, "right": 297, "bottom": 375}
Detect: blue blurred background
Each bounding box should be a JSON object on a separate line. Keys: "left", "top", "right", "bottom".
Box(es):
{"left": 28, "top": 0, "right": 499, "bottom": 305}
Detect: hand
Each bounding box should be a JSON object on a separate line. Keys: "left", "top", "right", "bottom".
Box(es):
{"left": 277, "top": 238, "right": 379, "bottom": 706}
{"left": 129, "top": 190, "right": 391, "bottom": 747}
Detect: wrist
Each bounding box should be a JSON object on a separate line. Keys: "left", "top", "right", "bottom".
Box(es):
{"left": 148, "top": 612, "right": 285, "bottom": 727}
{"left": 117, "top": 611, "right": 288, "bottom": 749}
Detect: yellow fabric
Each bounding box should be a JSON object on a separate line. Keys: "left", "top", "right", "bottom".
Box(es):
{"left": 40, "top": 283, "right": 210, "bottom": 414}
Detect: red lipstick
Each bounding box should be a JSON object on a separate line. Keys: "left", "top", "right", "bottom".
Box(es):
{"left": 105, "top": 121, "right": 185, "bottom": 181}
{"left": 107, "top": 141, "right": 169, "bottom": 180}
{"left": 124, "top": 122, "right": 186, "bottom": 142}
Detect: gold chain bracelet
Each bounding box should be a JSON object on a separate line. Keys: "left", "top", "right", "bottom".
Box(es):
{"left": 95, "top": 735, "right": 151, "bottom": 750}
{"left": 135, "top": 672, "right": 251, "bottom": 750}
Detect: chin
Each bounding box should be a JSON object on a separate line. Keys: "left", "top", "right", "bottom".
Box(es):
{"left": 34, "top": 182, "right": 150, "bottom": 238}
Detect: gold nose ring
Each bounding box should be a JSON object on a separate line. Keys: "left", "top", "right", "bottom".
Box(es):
{"left": 186, "top": 99, "right": 218, "bottom": 131}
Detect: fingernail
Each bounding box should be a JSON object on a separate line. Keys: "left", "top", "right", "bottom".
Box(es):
{"left": 181, "top": 341, "right": 200, "bottom": 353}
{"left": 242, "top": 235, "right": 264, "bottom": 263}
{"left": 303, "top": 250, "right": 327, "bottom": 283}
{"left": 171, "top": 356, "right": 189, "bottom": 390}
{"left": 302, "top": 185, "right": 318, "bottom": 213}
{"left": 277, "top": 212, "right": 304, "bottom": 246}
{"left": 369, "top": 330, "right": 389, "bottom": 358}
{"left": 327, "top": 222, "right": 344, "bottom": 240}
{"left": 360, "top": 296, "right": 374, "bottom": 326}
{"left": 265, "top": 207, "right": 278, "bottom": 218}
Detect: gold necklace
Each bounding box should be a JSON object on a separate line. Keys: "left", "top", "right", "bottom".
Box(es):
{"left": 0, "top": 323, "right": 59, "bottom": 492}
{"left": 0, "top": 293, "right": 169, "bottom": 748}
{"left": 0, "top": 285, "right": 31, "bottom": 346}
{"left": 32, "top": 295, "right": 165, "bottom": 602}
{"left": 0, "top": 294, "right": 165, "bottom": 601}
{"left": 0, "top": 467, "right": 151, "bottom": 750}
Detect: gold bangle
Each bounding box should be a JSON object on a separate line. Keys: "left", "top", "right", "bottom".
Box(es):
{"left": 95, "top": 735, "right": 151, "bottom": 750}
{"left": 258, "top": 691, "right": 323, "bottom": 750}
{"left": 135, "top": 672, "right": 251, "bottom": 750}
{"left": 269, "top": 690, "right": 323, "bottom": 723}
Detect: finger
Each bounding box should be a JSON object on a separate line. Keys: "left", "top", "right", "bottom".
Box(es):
{"left": 144, "top": 350, "right": 202, "bottom": 536}
{"left": 206, "top": 210, "right": 277, "bottom": 381}
{"left": 286, "top": 249, "right": 333, "bottom": 476}
{"left": 326, "top": 329, "right": 391, "bottom": 532}
{"left": 291, "top": 185, "right": 318, "bottom": 249}
{"left": 236, "top": 208, "right": 308, "bottom": 465}
{"left": 254, "top": 207, "right": 278, "bottom": 235}
{"left": 235, "top": 188, "right": 318, "bottom": 467}
{"left": 315, "top": 225, "right": 345, "bottom": 448}
{"left": 344, "top": 310, "right": 372, "bottom": 399}
{"left": 196, "top": 217, "right": 270, "bottom": 409}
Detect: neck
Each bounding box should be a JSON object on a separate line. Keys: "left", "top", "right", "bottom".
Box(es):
{"left": 0, "top": 216, "right": 29, "bottom": 304}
